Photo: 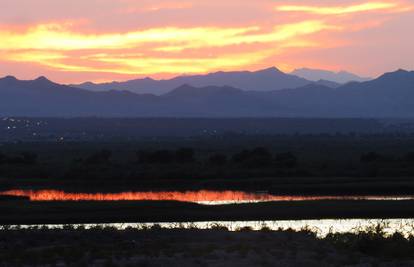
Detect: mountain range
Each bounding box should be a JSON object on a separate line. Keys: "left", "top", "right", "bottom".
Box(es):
{"left": 74, "top": 67, "right": 327, "bottom": 95}
{"left": 291, "top": 68, "right": 371, "bottom": 83}
{"left": 74, "top": 67, "right": 368, "bottom": 95}
{"left": 1, "top": 69, "right": 413, "bottom": 117}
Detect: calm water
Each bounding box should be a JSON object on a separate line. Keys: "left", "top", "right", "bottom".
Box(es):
{"left": 2, "top": 189, "right": 414, "bottom": 205}
{"left": 2, "top": 189, "right": 414, "bottom": 236}
{"left": 5, "top": 219, "right": 414, "bottom": 237}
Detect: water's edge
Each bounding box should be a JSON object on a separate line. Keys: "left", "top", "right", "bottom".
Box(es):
{"left": 4, "top": 218, "right": 414, "bottom": 238}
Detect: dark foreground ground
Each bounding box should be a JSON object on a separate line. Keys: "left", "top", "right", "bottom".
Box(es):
{"left": 3, "top": 199, "right": 414, "bottom": 225}
{"left": 1, "top": 226, "right": 414, "bottom": 266}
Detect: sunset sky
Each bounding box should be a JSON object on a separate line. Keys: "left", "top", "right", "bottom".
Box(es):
{"left": 1, "top": 0, "right": 413, "bottom": 83}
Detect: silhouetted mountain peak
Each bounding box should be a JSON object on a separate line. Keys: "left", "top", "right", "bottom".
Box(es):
{"left": 0, "top": 76, "right": 18, "bottom": 86}
{"left": 396, "top": 68, "right": 409, "bottom": 72}
{"left": 387, "top": 69, "right": 410, "bottom": 75}
{"left": 0, "top": 75, "right": 18, "bottom": 83}
{"left": 164, "top": 84, "right": 197, "bottom": 96}
{"left": 35, "top": 76, "right": 48, "bottom": 80}
{"left": 255, "top": 66, "right": 282, "bottom": 74}
{"left": 377, "top": 69, "right": 413, "bottom": 81}
{"left": 34, "top": 76, "right": 53, "bottom": 84}
{"left": 80, "top": 81, "right": 97, "bottom": 86}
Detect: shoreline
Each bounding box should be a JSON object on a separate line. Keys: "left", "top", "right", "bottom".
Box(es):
{"left": 4, "top": 199, "right": 414, "bottom": 225}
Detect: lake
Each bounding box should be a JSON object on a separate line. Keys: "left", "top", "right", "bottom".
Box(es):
{"left": 2, "top": 189, "right": 414, "bottom": 237}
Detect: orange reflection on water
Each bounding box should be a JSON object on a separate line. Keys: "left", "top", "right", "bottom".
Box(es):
{"left": 1, "top": 190, "right": 413, "bottom": 204}
{"left": 1, "top": 190, "right": 282, "bottom": 204}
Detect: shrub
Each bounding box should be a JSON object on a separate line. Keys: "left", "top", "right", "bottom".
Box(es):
{"left": 275, "top": 152, "right": 297, "bottom": 168}
{"left": 360, "top": 152, "right": 383, "bottom": 163}
{"left": 85, "top": 150, "right": 112, "bottom": 164}
{"left": 208, "top": 153, "right": 227, "bottom": 166}
{"left": 6, "top": 152, "right": 38, "bottom": 165}
{"left": 232, "top": 147, "right": 272, "bottom": 168}
{"left": 137, "top": 150, "right": 174, "bottom": 164}
{"left": 175, "top": 148, "right": 195, "bottom": 163}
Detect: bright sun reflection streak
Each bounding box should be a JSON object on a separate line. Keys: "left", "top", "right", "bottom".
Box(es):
{"left": 5, "top": 219, "right": 414, "bottom": 238}
{"left": 2, "top": 190, "right": 414, "bottom": 205}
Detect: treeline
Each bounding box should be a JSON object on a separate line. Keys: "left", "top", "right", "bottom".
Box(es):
{"left": 80, "top": 147, "right": 298, "bottom": 169}
{"left": 3, "top": 147, "right": 414, "bottom": 185}
{"left": 59, "top": 148, "right": 414, "bottom": 167}
{"left": 0, "top": 151, "right": 37, "bottom": 165}
{"left": 360, "top": 151, "right": 414, "bottom": 163}
{"left": 59, "top": 147, "right": 414, "bottom": 182}
{"left": 137, "top": 148, "right": 196, "bottom": 164}
{"left": 3, "top": 147, "right": 414, "bottom": 168}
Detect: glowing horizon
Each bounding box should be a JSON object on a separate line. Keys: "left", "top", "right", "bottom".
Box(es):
{"left": 0, "top": 0, "right": 413, "bottom": 83}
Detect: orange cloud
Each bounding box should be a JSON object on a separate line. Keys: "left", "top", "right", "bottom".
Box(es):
{"left": 0, "top": 0, "right": 413, "bottom": 82}
{"left": 276, "top": 2, "right": 399, "bottom": 15}
{"left": 0, "top": 21, "right": 333, "bottom": 51}
{"left": 0, "top": 20, "right": 335, "bottom": 75}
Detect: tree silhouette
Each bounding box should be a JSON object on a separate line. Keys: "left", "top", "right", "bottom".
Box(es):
{"left": 404, "top": 152, "right": 414, "bottom": 162}
{"left": 85, "top": 150, "right": 112, "bottom": 164}
{"left": 137, "top": 150, "right": 175, "bottom": 164}
{"left": 232, "top": 147, "right": 272, "bottom": 168}
{"left": 5, "top": 152, "right": 38, "bottom": 165}
{"left": 361, "top": 152, "right": 383, "bottom": 163}
{"left": 21, "top": 152, "right": 38, "bottom": 165}
{"left": 208, "top": 153, "right": 227, "bottom": 166}
{"left": 175, "top": 148, "right": 195, "bottom": 163}
{"left": 275, "top": 152, "right": 297, "bottom": 168}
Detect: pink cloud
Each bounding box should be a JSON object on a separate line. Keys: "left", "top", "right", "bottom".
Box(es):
{"left": 0, "top": 0, "right": 412, "bottom": 83}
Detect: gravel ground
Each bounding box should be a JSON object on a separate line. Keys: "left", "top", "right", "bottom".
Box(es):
{"left": 1, "top": 226, "right": 414, "bottom": 266}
